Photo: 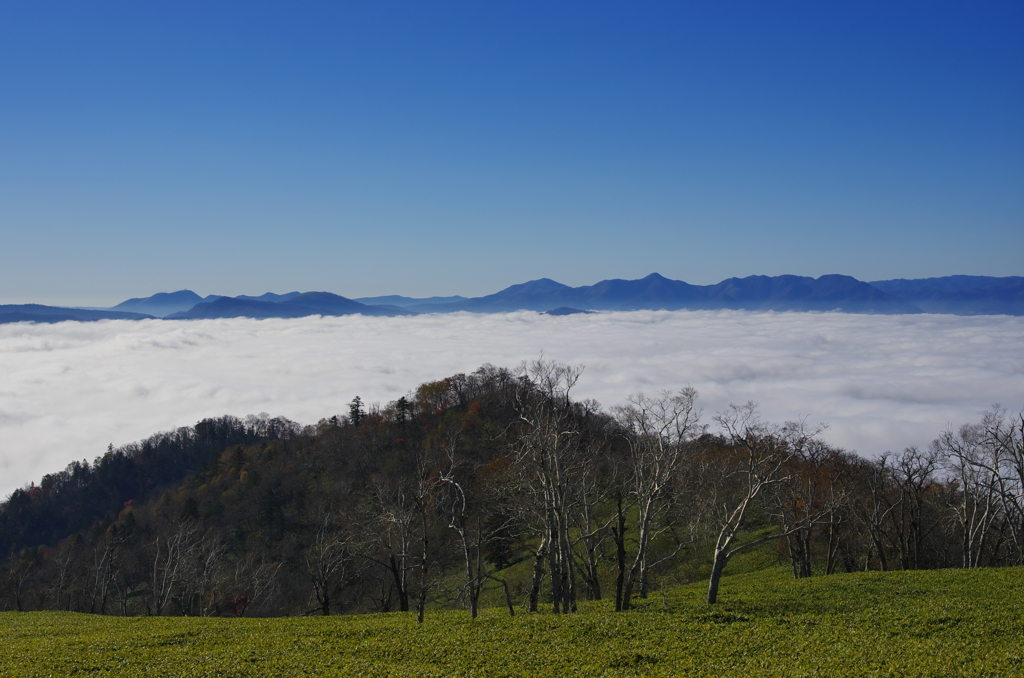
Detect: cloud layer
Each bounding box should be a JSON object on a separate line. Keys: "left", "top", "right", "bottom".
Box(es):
{"left": 2, "top": 311, "right": 1022, "bottom": 499}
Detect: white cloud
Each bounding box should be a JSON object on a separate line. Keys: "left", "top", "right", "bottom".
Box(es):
{"left": 2, "top": 311, "right": 1022, "bottom": 499}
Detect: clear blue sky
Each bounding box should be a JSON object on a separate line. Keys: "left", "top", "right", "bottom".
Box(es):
{"left": 1, "top": 1, "right": 1021, "bottom": 305}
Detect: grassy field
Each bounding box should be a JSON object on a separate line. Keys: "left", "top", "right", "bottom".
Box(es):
{"left": 2, "top": 567, "right": 1021, "bottom": 677}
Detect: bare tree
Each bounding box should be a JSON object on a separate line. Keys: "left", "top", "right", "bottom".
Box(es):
{"left": 570, "top": 430, "right": 618, "bottom": 605}
{"left": 775, "top": 439, "right": 847, "bottom": 578}
{"left": 46, "top": 540, "right": 77, "bottom": 612}
{"left": 440, "top": 476, "right": 516, "bottom": 619}
{"left": 3, "top": 548, "right": 39, "bottom": 612}
{"left": 935, "top": 407, "right": 1024, "bottom": 567}
{"left": 369, "top": 474, "right": 417, "bottom": 613}
{"left": 701, "top": 404, "right": 823, "bottom": 604}
{"left": 510, "top": 358, "right": 585, "bottom": 614}
{"left": 935, "top": 418, "right": 1005, "bottom": 567}
{"left": 848, "top": 455, "right": 900, "bottom": 571}
{"left": 149, "top": 520, "right": 200, "bottom": 616}
{"left": 610, "top": 488, "right": 630, "bottom": 612}
{"left": 175, "top": 531, "right": 226, "bottom": 616}
{"left": 87, "top": 530, "right": 116, "bottom": 614}
{"left": 435, "top": 422, "right": 484, "bottom": 618}
{"left": 111, "top": 525, "right": 145, "bottom": 616}
{"left": 228, "top": 552, "right": 282, "bottom": 617}
{"left": 980, "top": 408, "right": 1024, "bottom": 564}
{"left": 305, "top": 510, "right": 359, "bottom": 616}
{"left": 613, "top": 387, "right": 703, "bottom": 610}
{"left": 889, "top": 446, "right": 942, "bottom": 570}
{"left": 413, "top": 492, "right": 435, "bottom": 623}
{"left": 818, "top": 450, "right": 862, "bottom": 575}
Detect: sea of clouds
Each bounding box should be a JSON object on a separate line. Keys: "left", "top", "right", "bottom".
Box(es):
{"left": 2, "top": 310, "right": 1022, "bottom": 499}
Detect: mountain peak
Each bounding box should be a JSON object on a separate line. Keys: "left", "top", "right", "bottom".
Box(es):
{"left": 493, "top": 278, "right": 573, "bottom": 298}
{"left": 111, "top": 290, "right": 209, "bottom": 317}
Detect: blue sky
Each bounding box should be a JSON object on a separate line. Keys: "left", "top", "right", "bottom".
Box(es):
{"left": 1, "top": 1, "right": 1021, "bottom": 305}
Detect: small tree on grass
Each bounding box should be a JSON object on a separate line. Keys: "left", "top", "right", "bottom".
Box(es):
{"left": 306, "top": 510, "right": 360, "bottom": 616}
{"left": 701, "top": 403, "right": 825, "bottom": 604}
{"left": 613, "top": 387, "right": 703, "bottom": 610}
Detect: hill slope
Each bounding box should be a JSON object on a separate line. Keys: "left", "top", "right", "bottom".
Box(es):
{"left": 2, "top": 567, "right": 1019, "bottom": 676}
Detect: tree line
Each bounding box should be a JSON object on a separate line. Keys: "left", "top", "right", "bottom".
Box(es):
{"left": 2, "top": 360, "right": 1022, "bottom": 617}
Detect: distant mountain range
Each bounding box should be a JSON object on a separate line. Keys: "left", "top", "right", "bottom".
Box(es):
{"left": 353, "top": 294, "right": 469, "bottom": 308}
{"left": 404, "top": 273, "right": 923, "bottom": 314}
{"left": 868, "top": 276, "right": 1024, "bottom": 316}
{"left": 0, "top": 304, "right": 155, "bottom": 324}
{"left": 2, "top": 274, "right": 1021, "bottom": 324}
{"left": 166, "top": 292, "right": 413, "bottom": 320}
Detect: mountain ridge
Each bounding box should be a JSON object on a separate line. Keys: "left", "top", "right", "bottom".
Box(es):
{"left": 3, "top": 274, "right": 1021, "bottom": 324}
{"left": 407, "top": 273, "right": 923, "bottom": 314}
{"left": 870, "top": 276, "right": 1024, "bottom": 315}
{"left": 167, "top": 292, "right": 413, "bottom": 320}
{"left": 0, "top": 304, "right": 155, "bottom": 323}
{"left": 112, "top": 290, "right": 222, "bottom": 317}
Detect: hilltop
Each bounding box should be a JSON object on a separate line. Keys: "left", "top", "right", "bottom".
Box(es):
{"left": 2, "top": 362, "right": 1020, "bottom": 621}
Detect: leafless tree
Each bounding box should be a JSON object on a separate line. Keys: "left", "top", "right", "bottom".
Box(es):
{"left": 46, "top": 540, "right": 77, "bottom": 611}
{"left": 510, "top": 358, "right": 585, "bottom": 613}
{"left": 935, "top": 407, "right": 1024, "bottom": 567}
{"left": 935, "top": 418, "right": 1005, "bottom": 567}
{"left": 111, "top": 528, "right": 145, "bottom": 616}
{"left": 305, "top": 510, "right": 359, "bottom": 616}
{"left": 980, "top": 408, "right": 1024, "bottom": 564}
{"left": 411, "top": 499, "right": 436, "bottom": 622}
{"left": 175, "top": 531, "right": 226, "bottom": 616}
{"left": 774, "top": 439, "right": 847, "bottom": 578}
{"left": 613, "top": 387, "right": 703, "bottom": 609}
{"left": 889, "top": 446, "right": 942, "bottom": 570}
{"left": 439, "top": 475, "right": 516, "bottom": 619}
{"left": 569, "top": 430, "right": 618, "bottom": 605}
{"left": 848, "top": 454, "right": 901, "bottom": 571}
{"left": 3, "top": 548, "right": 39, "bottom": 612}
{"left": 149, "top": 520, "right": 201, "bottom": 616}
{"left": 229, "top": 552, "right": 282, "bottom": 617}
{"left": 369, "top": 474, "right": 416, "bottom": 613}
{"left": 701, "top": 403, "right": 823, "bottom": 604}
{"left": 87, "top": 530, "right": 117, "bottom": 614}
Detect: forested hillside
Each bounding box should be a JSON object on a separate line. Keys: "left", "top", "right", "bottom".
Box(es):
{"left": 2, "top": 361, "right": 1022, "bottom": 618}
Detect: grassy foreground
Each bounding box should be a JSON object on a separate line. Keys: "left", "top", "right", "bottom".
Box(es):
{"left": 2, "top": 567, "right": 1022, "bottom": 677}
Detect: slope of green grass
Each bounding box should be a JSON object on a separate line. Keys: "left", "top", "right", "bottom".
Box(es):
{"left": 2, "top": 567, "right": 1021, "bottom": 677}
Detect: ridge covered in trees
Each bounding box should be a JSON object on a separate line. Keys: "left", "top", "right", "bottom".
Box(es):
{"left": 2, "top": 361, "right": 1022, "bottom": 618}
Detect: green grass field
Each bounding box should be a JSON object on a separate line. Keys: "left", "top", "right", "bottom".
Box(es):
{"left": 2, "top": 567, "right": 1021, "bottom": 677}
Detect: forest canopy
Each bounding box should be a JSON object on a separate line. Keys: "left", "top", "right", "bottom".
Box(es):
{"left": 2, "top": 361, "right": 1021, "bottom": 617}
